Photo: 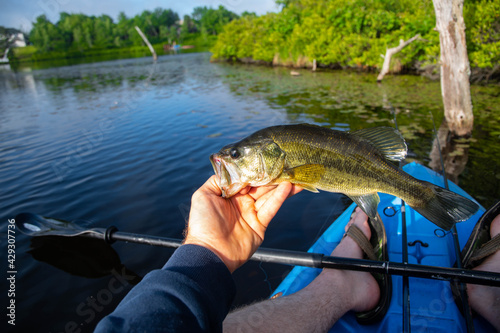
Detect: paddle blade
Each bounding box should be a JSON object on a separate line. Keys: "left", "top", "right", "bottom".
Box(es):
{"left": 28, "top": 235, "right": 142, "bottom": 284}
{"left": 15, "top": 213, "right": 102, "bottom": 238}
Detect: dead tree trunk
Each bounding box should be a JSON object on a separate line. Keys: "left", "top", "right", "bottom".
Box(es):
{"left": 429, "top": 119, "right": 469, "bottom": 184}
{"left": 432, "top": 0, "right": 473, "bottom": 136}
{"left": 135, "top": 26, "right": 157, "bottom": 61}
{"left": 377, "top": 34, "right": 420, "bottom": 82}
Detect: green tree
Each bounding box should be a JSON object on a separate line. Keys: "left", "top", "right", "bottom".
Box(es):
{"left": 167, "top": 25, "right": 178, "bottom": 43}
{"left": 94, "top": 15, "right": 115, "bottom": 48}
{"left": 57, "top": 13, "right": 95, "bottom": 50}
{"left": 465, "top": 0, "right": 500, "bottom": 69}
{"left": 159, "top": 25, "right": 170, "bottom": 41}
{"left": 135, "top": 8, "right": 179, "bottom": 43}
{"left": 115, "top": 12, "right": 130, "bottom": 47}
{"left": 26, "top": 6, "right": 229, "bottom": 54}
{"left": 30, "top": 15, "right": 66, "bottom": 51}
{"left": 192, "top": 5, "right": 239, "bottom": 35}
{"left": 181, "top": 15, "right": 197, "bottom": 36}
{"left": 0, "top": 26, "right": 8, "bottom": 53}
{"left": 212, "top": 0, "right": 498, "bottom": 76}
{"left": 191, "top": 7, "right": 207, "bottom": 23}
{"left": 241, "top": 11, "right": 257, "bottom": 18}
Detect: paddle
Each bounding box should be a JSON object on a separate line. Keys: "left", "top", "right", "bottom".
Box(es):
{"left": 15, "top": 213, "right": 500, "bottom": 287}
{"left": 28, "top": 235, "right": 143, "bottom": 284}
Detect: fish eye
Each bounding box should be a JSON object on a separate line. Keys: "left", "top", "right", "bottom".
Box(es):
{"left": 229, "top": 148, "right": 240, "bottom": 159}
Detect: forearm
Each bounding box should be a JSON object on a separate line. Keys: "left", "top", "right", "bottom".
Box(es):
{"left": 223, "top": 269, "right": 353, "bottom": 333}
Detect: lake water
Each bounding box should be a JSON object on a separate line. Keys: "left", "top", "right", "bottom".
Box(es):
{"left": 1, "top": 52, "right": 499, "bottom": 332}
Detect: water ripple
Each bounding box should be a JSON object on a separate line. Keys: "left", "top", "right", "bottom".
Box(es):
{"left": 1, "top": 52, "right": 498, "bottom": 333}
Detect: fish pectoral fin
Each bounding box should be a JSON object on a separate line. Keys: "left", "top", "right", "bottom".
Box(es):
{"left": 282, "top": 164, "right": 324, "bottom": 184}
{"left": 348, "top": 193, "right": 380, "bottom": 219}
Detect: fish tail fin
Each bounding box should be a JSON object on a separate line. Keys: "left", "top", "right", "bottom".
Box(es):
{"left": 411, "top": 181, "right": 479, "bottom": 231}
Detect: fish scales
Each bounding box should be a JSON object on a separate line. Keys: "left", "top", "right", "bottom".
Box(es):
{"left": 210, "top": 124, "right": 479, "bottom": 230}
{"left": 264, "top": 125, "right": 423, "bottom": 198}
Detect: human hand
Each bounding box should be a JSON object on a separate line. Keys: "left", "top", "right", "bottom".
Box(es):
{"left": 184, "top": 176, "right": 302, "bottom": 273}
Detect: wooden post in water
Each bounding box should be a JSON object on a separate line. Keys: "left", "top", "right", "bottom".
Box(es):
{"left": 135, "top": 26, "right": 157, "bottom": 61}
{"left": 429, "top": 119, "right": 469, "bottom": 183}
{"left": 432, "top": 0, "right": 473, "bottom": 136}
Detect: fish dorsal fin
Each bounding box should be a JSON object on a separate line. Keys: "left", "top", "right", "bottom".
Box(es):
{"left": 352, "top": 127, "right": 407, "bottom": 161}
{"left": 348, "top": 193, "right": 380, "bottom": 219}
{"left": 281, "top": 164, "right": 324, "bottom": 192}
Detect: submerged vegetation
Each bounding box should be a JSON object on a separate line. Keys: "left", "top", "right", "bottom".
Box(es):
{"left": 211, "top": 62, "right": 500, "bottom": 206}
{"left": 211, "top": 0, "right": 500, "bottom": 81}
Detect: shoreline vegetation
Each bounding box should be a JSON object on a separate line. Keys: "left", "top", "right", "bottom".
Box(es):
{"left": 3, "top": 1, "right": 499, "bottom": 84}
{"left": 209, "top": 0, "right": 499, "bottom": 83}
{"left": 5, "top": 6, "right": 241, "bottom": 69}
{"left": 9, "top": 33, "right": 216, "bottom": 67}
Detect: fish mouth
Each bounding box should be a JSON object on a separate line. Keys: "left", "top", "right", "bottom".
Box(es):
{"left": 210, "top": 153, "right": 247, "bottom": 198}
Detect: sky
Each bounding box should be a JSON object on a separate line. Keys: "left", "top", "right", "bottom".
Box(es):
{"left": 0, "top": 0, "right": 280, "bottom": 32}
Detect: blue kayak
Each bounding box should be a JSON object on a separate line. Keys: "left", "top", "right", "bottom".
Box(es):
{"left": 272, "top": 162, "right": 495, "bottom": 332}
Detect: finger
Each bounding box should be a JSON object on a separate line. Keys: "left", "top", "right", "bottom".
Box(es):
{"left": 254, "top": 189, "right": 275, "bottom": 211}
{"left": 287, "top": 185, "right": 303, "bottom": 198}
{"left": 247, "top": 184, "right": 278, "bottom": 200}
{"left": 238, "top": 186, "right": 251, "bottom": 196}
{"left": 253, "top": 182, "right": 297, "bottom": 211}
{"left": 255, "top": 182, "right": 292, "bottom": 226}
{"left": 247, "top": 182, "right": 303, "bottom": 201}
{"left": 201, "top": 175, "right": 222, "bottom": 196}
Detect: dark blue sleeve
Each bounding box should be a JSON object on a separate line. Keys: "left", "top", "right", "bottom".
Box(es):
{"left": 94, "top": 244, "right": 236, "bottom": 332}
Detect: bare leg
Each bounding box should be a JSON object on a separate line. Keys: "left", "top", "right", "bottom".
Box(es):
{"left": 223, "top": 208, "right": 380, "bottom": 332}
{"left": 467, "top": 214, "right": 500, "bottom": 331}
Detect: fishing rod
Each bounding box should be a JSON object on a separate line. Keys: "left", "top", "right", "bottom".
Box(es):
{"left": 16, "top": 213, "right": 500, "bottom": 287}
{"left": 429, "top": 111, "right": 474, "bottom": 332}
{"left": 391, "top": 106, "right": 410, "bottom": 333}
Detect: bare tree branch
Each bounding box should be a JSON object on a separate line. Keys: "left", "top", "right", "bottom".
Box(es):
{"left": 377, "top": 34, "right": 421, "bottom": 82}
{"left": 135, "top": 26, "right": 157, "bottom": 61}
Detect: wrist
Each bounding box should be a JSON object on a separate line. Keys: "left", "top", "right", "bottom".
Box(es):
{"left": 184, "top": 237, "right": 238, "bottom": 273}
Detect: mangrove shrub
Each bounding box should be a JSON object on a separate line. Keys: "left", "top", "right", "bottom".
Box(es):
{"left": 211, "top": 0, "right": 499, "bottom": 74}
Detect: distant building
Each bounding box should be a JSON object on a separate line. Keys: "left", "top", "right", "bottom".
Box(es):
{"left": 0, "top": 29, "right": 27, "bottom": 48}
{"left": 9, "top": 32, "right": 26, "bottom": 47}
{"left": 0, "top": 30, "right": 27, "bottom": 64}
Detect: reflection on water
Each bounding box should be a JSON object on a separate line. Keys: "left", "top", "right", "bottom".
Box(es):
{"left": 1, "top": 52, "right": 499, "bottom": 332}
{"left": 429, "top": 120, "right": 471, "bottom": 184}
{"left": 29, "top": 236, "right": 142, "bottom": 284}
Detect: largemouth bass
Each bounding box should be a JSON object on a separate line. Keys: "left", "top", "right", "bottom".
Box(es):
{"left": 210, "top": 124, "right": 479, "bottom": 231}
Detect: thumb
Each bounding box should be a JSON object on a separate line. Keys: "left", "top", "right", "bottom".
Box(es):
{"left": 200, "top": 175, "right": 222, "bottom": 196}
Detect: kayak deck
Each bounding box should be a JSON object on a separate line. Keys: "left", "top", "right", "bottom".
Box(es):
{"left": 272, "top": 162, "right": 495, "bottom": 332}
